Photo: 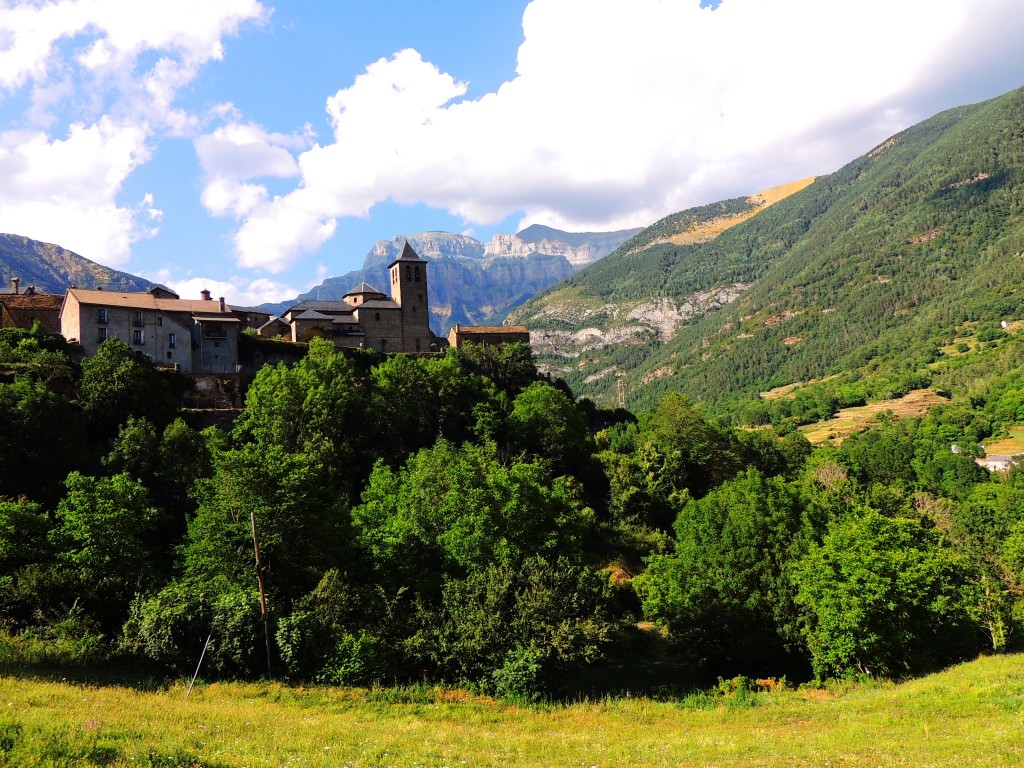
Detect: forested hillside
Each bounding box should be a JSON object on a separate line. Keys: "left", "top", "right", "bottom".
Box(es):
{"left": 5, "top": 324, "right": 1024, "bottom": 697}
{"left": 513, "top": 86, "right": 1024, "bottom": 415}
{"left": 0, "top": 234, "right": 151, "bottom": 295}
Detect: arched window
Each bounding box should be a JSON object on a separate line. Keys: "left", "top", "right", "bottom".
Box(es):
{"left": 406, "top": 265, "right": 411, "bottom": 281}
{"left": 414, "top": 265, "right": 420, "bottom": 282}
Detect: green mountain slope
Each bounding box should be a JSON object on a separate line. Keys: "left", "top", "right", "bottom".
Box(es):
{"left": 513, "top": 85, "right": 1024, "bottom": 412}
{"left": 0, "top": 234, "right": 151, "bottom": 295}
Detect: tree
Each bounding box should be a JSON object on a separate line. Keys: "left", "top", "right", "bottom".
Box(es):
{"left": 457, "top": 341, "right": 538, "bottom": 396}
{"left": 102, "top": 416, "right": 159, "bottom": 484}
{"left": 509, "top": 381, "right": 594, "bottom": 474}
{"left": 642, "top": 393, "right": 741, "bottom": 500}
{"left": 184, "top": 444, "right": 349, "bottom": 610}
{"left": 415, "top": 557, "right": 622, "bottom": 698}
{"left": 635, "top": 468, "right": 807, "bottom": 673}
{"left": 353, "top": 440, "right": 590, "bottom": 591}
{"left": 154, "top": 417, "right": 214, "bottom": 528}
{"left": 233, "top": 337, "right": 371, "bottom": 501}
{"left": 794, "top": 508, "right": 980, "bottom": 679}
{"left": 50, "top": 472, "right": 161, "bottom": 628}
{"left": 0, "top": 375, "right": 87, "bottom": 505}
{"left": 78, "top": 338, "right": 179, "bottom": 442}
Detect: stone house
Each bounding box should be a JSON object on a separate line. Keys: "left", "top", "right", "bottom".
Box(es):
{"left": 0, "top": 277, "right": 63, "bottom": 332}
{"left": 976, "top": 454, "right": 1018, "bottom": 473}
{"left": 263, "top": 242, "right": 442, "bottom": 353}
{"left": 447, "top": 323, "right": 531, "bottom": 349}
{"left": 60, "top": 286, "right": 241, "bottom": 374}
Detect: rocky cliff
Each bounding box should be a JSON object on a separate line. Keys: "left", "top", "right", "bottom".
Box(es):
{"left": 264, "top": 226, "right": 640, "bottom": 334}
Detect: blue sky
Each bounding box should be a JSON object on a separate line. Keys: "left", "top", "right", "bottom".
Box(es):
{"left": 2, "top": 0, "right": 1024, "bottom": 305}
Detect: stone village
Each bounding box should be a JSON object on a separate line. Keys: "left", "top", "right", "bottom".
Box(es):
{"left": 0, "top": 242, "right": 530, "bottom": 381}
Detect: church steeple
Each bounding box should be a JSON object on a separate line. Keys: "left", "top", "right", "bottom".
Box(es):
{"left": 387, "top": 241, "right": 431, "bottom": 352}
{"left": 388, "top": 241, "right": 427, "bottom": 310}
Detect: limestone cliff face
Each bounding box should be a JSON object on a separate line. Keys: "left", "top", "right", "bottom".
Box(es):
{"left": 265, "top": 227, "right": 638, "bottom": 334}
{"left": 487, "top": 225, "right": 642, "bottom": 267}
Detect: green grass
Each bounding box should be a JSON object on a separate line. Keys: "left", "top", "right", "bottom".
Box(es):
{"left": 2, "top": 653, "right": 1024, "bottom": 766}
{"left": 983, "top": 426, "right": 1024, "bottom": 456}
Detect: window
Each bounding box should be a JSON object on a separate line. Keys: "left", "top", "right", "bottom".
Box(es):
{"left": 375, "top": 312, "right": 380, "bottom": 321}
{"left": 157, "top": 317, "right": 163, "bottom": 327}
{"left": 414, "top": 265, "right": 420, "bottom": 282}
{"left": 168, "top": 333, "right": 176, "bottom": 349}
{"left": 132, "top": 329, "right": 144, "bottom": 345}
{"left": 406, "top": 265, "right": 411, "bottom": 280}
{"left": 167, "top": 351, "right": 173, "bottom": 359}
{"left": 97, "top": 327, "right": 108, "bottom": 342}
{"left": 97, "top": 308, "right": 108, "bottom": 323}
{"left": 132, "top": 311, "right": 143, "bottom": 327}
{"left": 415, "top": 337, "right": 421, "bottom": 351}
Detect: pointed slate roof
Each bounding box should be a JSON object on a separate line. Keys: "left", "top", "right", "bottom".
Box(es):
{"left": 388, "top": 240, "right": 427, "bottom": 267}
{"left": 344, "top": 282, "right": 385, "bottom": 296}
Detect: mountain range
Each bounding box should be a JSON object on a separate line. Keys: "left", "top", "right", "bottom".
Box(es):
{"left": 0, "top": 234, "right": 151, "bottom": 296}
{"left": 259, "top": 225, "right": 642, "bottom": 333}
{"left": 6, "top": 83, "right": 1024, "bottom": 425}
{"left": 510, "top": 84, "right": 1024, "bottom": 413}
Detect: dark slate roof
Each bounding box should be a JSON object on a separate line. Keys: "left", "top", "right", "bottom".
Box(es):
{"left": 257, "top": 317, "right": 289, "bottom": 331}
{"left": 388, "top": 241, "right": 427, "bottom": 267}
{"left": 344, "top": 282, "right": 385, "bottom": 296}
{"left": 359, "top": 299, "right": 401, "bottom": 309}
{"left": 284, "top": 299, "right": 353, "bottom": 314}
{"left": 293, "top": 309, "right": 338, "bottom": 321}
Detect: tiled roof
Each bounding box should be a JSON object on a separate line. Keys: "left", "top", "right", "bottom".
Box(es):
{"left": 0, "top": 294, "right": 63, "bottom": 310}
{"left": 454, "top": 325, "right": 529, "bottom": 334}
{"left": 193, "top": 315, "right": 241, "bottom": 323}
{"left": 66, "top": 288, "right": 233, "bottom": 314}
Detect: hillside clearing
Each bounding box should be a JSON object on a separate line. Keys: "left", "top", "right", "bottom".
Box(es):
{"left": 799, "top": 389, "right": 948, "bottom": 444}
{"left": 665, "top": 177, "right": 816, "bottom": 246}
{"left": 984, "top": 426, "right": 1024, "bottom": 456}
{"left": 1, "top": 653, "right": 1023, "bottom": 767}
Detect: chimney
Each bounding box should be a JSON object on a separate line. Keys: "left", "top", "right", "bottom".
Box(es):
{"left": 11, "top": 277, "right": 19, "bottom": 294}
{"left": 200, "top": 289, "right": 211, "bottom": 301}
{"left": 219, "top": 296, "right": 226, "bottom": 312}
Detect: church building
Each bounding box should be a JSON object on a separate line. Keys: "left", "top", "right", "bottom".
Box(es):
{"left": 262, "top": 242, "right": 443, "bottom": 354}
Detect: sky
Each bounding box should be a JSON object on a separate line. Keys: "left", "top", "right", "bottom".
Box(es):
{"left": 2, "top": 0, "right": 1024, "bottom": 306}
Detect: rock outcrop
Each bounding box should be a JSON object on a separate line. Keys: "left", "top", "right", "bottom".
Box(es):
{"left": 263, "top": 226, "right": 640, "bottom": 334}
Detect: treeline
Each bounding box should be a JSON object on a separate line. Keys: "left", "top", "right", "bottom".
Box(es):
{"left": 2, "top": 324, "right": 1024, "bottom": 697}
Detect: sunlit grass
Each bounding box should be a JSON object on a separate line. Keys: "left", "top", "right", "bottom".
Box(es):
{"left": 2, "top": 653, "right": 1024, "bottom": 766}
{"left": 799, "top": 388, "right": 947, "bottom": 445}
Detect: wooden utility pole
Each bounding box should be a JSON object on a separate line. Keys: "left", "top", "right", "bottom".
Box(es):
{"left": 250, "top": 511, "right": 273, "bottom": 678}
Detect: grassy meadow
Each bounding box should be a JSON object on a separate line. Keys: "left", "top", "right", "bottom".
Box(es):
{"left": 798, "top": 388, "right": 947, "bottom": 445}
{"left": 2, "top": 653, "right": 1023, "bottom": 767}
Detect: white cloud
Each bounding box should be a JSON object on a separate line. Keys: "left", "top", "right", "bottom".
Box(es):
{"left": 147, "top": 272, "right": 298, "bottom": 306}
{"left": 0, "top": 0, "right": 268, "bottom": 264}
{"left": 226, "top": 0, "right": 1024, "bottom": 272}
{"left": 195, "top": 119, "right": 313, "bottom": 220}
